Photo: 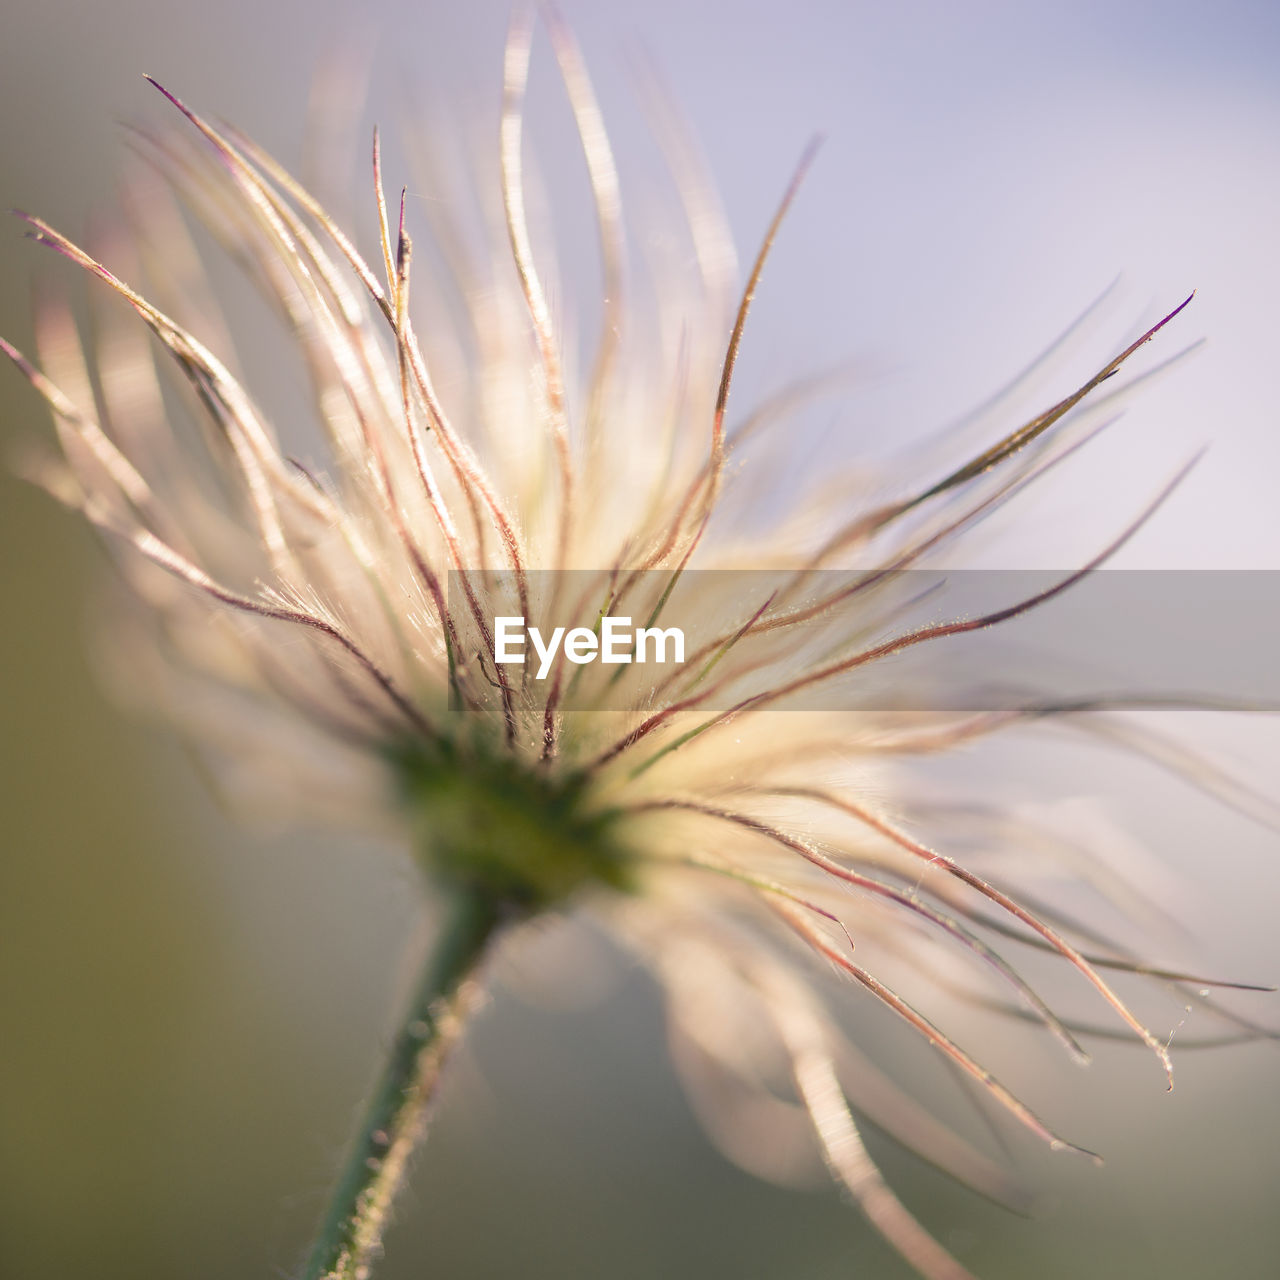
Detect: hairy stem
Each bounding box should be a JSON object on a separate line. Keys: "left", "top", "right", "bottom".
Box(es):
{"left": 304, "top": 890, "right": 506, "bottom": 1280}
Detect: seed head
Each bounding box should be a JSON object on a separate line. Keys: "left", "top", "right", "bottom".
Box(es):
{"left": 2, "top": 15, "right": 1269, "bottom": 1280}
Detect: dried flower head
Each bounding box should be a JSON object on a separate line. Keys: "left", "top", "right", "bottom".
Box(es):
{"left": 3, "top": 13, "right": 1271, "bottom": 1280}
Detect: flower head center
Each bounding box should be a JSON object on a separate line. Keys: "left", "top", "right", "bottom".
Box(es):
{"left": 390, "top": 737, "right": 632, "bottom": 910}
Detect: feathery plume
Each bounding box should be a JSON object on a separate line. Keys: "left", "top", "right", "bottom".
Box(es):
{"left": 3, "top": 15, "right": 1272, "bottom": 1280}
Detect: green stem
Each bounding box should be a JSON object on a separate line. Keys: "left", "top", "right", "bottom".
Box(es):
{"left": 304, "top": 890, "right": 506, "bottom": 1280}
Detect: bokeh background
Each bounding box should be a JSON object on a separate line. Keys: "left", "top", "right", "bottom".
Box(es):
{"left": 2, "top": 2, "right": 1279, "bottom": 1278}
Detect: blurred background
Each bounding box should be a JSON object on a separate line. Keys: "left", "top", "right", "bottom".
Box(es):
{"left": 2, "top": 1, "right": 1279, "bottom": 1277}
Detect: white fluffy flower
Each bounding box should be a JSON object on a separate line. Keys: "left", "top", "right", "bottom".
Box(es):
{"left": 3, "top": 15, "right": 1262, "bottom": 1280}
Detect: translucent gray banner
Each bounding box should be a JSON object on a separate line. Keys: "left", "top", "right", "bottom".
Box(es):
{"left": 445, "top": 570, "right": 1280, "bottom": 712}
